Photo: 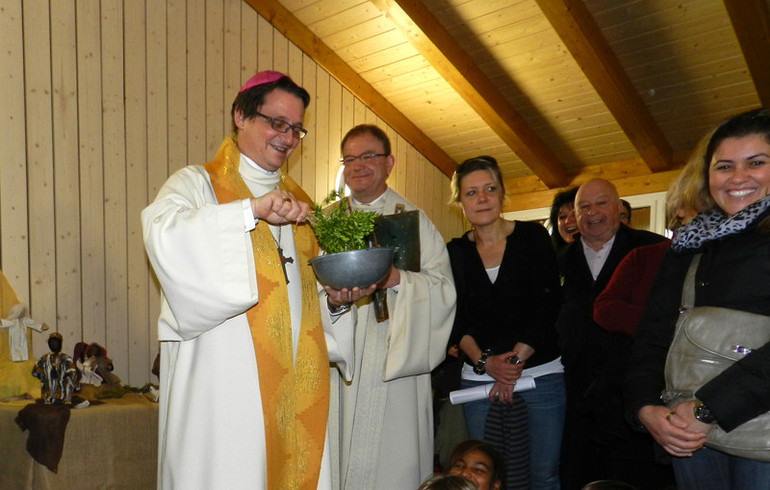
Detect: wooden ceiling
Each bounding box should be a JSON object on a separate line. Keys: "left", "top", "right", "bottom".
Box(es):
{"left": 247, "top": 0, "right": 770, "bottom": 211}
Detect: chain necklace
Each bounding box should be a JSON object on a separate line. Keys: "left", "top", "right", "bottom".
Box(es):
{"left": 272, "top": 224, "right": 294, "bottom": 284}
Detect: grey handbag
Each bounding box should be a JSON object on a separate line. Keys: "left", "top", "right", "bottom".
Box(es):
{"left": 664, "top": 254, "right": 770, "bottom": 461}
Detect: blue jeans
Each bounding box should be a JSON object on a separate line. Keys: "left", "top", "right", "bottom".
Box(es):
{"left": 462, "top": 374, "right": 566, "bottom": 490}
{"left": 672, "top": 446, "right": 770, "bottom": 490}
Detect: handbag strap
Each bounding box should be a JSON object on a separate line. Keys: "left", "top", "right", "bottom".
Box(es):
{"left": 681, "top": 253, "right": 702, "bottom": 309}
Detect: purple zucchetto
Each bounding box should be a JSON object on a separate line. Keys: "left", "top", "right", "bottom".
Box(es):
{"left": 238, "top": 70, "right": 288, "bottom": 93}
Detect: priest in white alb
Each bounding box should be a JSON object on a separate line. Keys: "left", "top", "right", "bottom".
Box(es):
{"left": 322, "top": 125, "right": 456, "bottom": 490}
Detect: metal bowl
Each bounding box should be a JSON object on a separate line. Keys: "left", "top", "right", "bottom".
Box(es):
{"left": 310, "top": 248, "right": 394, "bottom": 290}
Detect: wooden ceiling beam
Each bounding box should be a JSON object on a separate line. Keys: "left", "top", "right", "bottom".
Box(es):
{"left": 724, "top": 0, "right": 770, "bottom": 108}
{"left": 503, "top": 169, "right": 680, "bottom": 213}
{"left": 242, "top": 0, "right": 457, "bottom": 177}
{"left": 373, "top": 0, "right": 570, "bottom": 188}
{"left": 502, "top": 146, "right": 696, "bottom": 211}
{"left": 535, "top": 0, "right": 673, "bottom": 173}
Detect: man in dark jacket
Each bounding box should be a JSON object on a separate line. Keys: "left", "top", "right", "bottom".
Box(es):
{"left": 556, "top": 179, "right": 668, "bottom": 490}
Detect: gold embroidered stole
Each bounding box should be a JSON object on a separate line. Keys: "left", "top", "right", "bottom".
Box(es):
{"left": 204, "top": 138, "right": 329, "bottom": 490}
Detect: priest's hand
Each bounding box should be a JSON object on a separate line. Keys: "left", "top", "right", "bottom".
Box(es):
{"left": 250, "top": 190, "right": 310, "bottom": 224}
{"left": 377, "top": 265, "right": 401, "bottom": 289}
{"left": 324, "top": 284, "right": 377, "bottom": 307}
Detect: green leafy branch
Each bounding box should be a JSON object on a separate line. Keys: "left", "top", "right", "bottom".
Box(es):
{"left": 309, "top": 191, "right": 378, "bottom": 254}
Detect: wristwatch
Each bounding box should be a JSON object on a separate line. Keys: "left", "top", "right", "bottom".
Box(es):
{"left": 327, "top": 296, "right": 351, "bottom": 315}
{"left": 693, "top": 400, "right": 717, "bottom": 424}
{"left": 473, "top": 349, "right": 492, "bottom": 375}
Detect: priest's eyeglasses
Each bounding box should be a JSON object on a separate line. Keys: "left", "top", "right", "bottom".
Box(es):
{"left": 340, "top": 153, "right": 388, "bottom": 166}
{"left": 254, "top": 111, "right": 308, "bottom": 140}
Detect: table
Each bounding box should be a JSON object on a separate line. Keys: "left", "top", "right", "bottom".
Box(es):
{"left": 0, "top": 393, "right": 158, "bottom": 489}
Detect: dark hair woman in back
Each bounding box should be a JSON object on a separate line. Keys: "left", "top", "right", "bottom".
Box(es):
{"left": 549, "top": 186, "right": 578, "bottom": 254}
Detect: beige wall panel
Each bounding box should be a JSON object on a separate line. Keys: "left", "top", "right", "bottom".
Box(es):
{"left": 391, "top": 127, "right": 407, "bottom": 196}
{"left": 146, "top": 1, "right": 169, "bottom": 366}
{"left": 187, "top": 0, "right": 207, "bottom": 167}
{"left": 101, "top": 0, "right": 130, "bottom": 377}
{"left": 327, "top": 82, "right": 343, "bottom": 190}
{"left": 314, "top": 69, "right": 331, "bottom": 199}
{"left": 353, "top": 98, "right": 367, "bottom": 126}
{"left": 404, "top": 144, "right": 419, "bottom": 211}
{"left": 50, "top": 0, "right": 82, "bottom": 359}
{"left": 425, "top": 161, "right": 442, "bottom": 229}
{"left": 77, "top": 0, "right": 106, "bottom": 347}
{"left": 301, "top": 54, "right": 318, "bottom": 199}
{"left": 206, "top": 0, "right": 225, "bottom": 158}
{"left": 257, "top": 15, "right": 273, "bottom": 72}
{"left": 0, "top": 0, "right": 30, "bottom": 304}
{"left": 124, "top": 0, "right": 152, "bottom": 384}
{"left": 286, "top": 43, "right": 305, "bottom": 185}
{"left": 241, "top": 2, "right": 258, "bottom": 82}
{"left": 273, "top": 28, "right": 289, "bottom": 75}
{"left": 416, "top": 148, "right": 428, "bottom": 211}
{"left": 167, "top": 0, "right": 187, "bottom": 173}
{"left": 341, "top": 89, "right": 355, "bottom": 138}
{"left": 24, "top": 0, "right": 57, "bottom": 360}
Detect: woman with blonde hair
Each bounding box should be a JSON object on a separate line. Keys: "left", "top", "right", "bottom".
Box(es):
{"left": 447, "top": 156, "right": 563, "bottom": 489}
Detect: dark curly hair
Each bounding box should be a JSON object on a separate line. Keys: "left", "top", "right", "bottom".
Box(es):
{"left": 447, "top": 440, "right": 504, "bottom": 489}
{"left": 549, "top": 186, "right": 578, "bottom": 250}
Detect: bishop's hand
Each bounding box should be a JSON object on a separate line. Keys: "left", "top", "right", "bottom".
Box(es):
{"left": 251, "top": 190, "right": 310, "bottom": 225}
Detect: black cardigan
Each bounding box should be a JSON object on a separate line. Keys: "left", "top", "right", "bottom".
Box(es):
{"left": 555, "top": 224, "right": 666, "bottom": 442}
{"left": 626, "top": 215, "right": 770, "bottom": 432}
{"left": 447, "top": 220, "right": 561, "bottom": 368}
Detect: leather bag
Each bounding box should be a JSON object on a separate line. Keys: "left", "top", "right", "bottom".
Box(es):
{"left": 665, "top": 254, "right": 770, "bottom": 461}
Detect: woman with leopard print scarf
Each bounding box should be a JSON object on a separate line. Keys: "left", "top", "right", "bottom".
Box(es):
{"left": 626, "top": 108, "right": 770, "bottom": 489}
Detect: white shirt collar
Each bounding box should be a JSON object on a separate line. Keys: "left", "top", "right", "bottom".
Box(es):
{"left": 350, "top": 189, "right": 388, "bottom": 207}
{"left": 581, "top": 234, "right": 616, "bottom": 280}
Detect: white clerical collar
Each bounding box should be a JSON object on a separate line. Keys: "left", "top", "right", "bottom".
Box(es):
{"left": 241, "top": 152, "right": 280, "bottom": 176}
{"left": 350, "top": 189, "right": 388, "bottom": 207}
{"left": 239, "top": 153, "right": 280, "bottom": 197}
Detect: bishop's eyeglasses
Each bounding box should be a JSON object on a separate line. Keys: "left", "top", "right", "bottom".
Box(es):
{"left": 254, "top": 111, "right": 308, "bottom": 140}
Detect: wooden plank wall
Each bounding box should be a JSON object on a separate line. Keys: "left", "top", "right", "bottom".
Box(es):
{"left": 0, "top": 0, "right": 467, "bottom": 386}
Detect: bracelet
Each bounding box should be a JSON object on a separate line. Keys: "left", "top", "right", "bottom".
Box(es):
{"left": 473, "top": 349, "right": 492, "bottom": 375}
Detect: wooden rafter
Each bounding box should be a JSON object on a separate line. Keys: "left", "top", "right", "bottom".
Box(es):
{"left": 535, "top": 0, "right": 673, "bottom": 173}
{"left": 724, "top": 0, "right": 770, "bottom": 108}
{"left": 503, "top": 169, "right": 679, "bottom": 213}
{"left": 375, "top": 0, "right": 570, "bottom": 188}
{"left": 242, "top": 0, "right": 457, "bottom": 177}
